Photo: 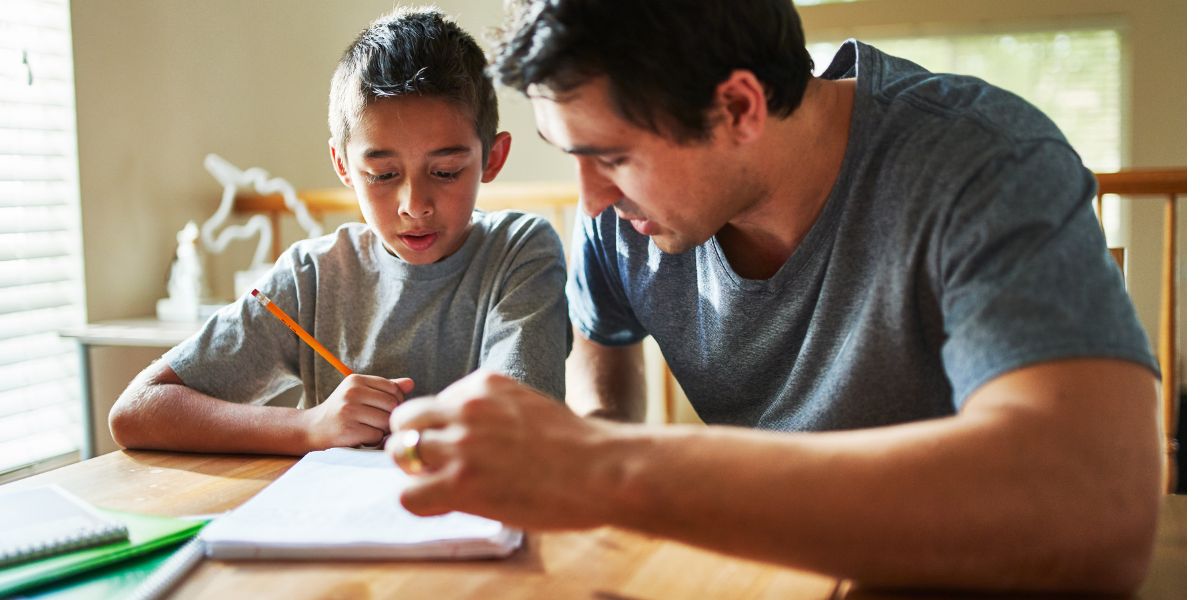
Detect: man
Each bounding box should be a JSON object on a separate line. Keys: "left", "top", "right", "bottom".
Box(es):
{"left": 386, "top": 0, "right": 1161, "bottom": 592}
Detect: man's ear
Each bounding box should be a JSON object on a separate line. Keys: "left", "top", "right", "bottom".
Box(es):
{"left": 329, "top": 139, "right": 353, "bottom": 187}
{"left": 714, "top": 70, "right": 767, "bottom": 145}
{"left": 480, "top": 131, "right": 512, "bottom": 183}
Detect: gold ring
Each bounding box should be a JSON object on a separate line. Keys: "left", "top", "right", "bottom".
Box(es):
{"left": 397, "top": 429, "right": 425, "bottom": 474}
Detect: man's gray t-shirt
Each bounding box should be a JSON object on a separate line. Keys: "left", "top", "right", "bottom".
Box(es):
{"left": 166, "top": 210, "right": 571, "bottom": 406}
{"left": 567, "top": 40, "right": 1156, "bottom": 431}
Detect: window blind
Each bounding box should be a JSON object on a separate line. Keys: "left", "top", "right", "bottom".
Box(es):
{"left": 0, "top": 0, "right": 85, "bottom": 475}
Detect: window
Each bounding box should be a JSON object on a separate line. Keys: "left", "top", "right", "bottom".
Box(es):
{"left": 810, "top": 29, "right": 1121, "bottom": 170}
{"left": 809, "top": 28, "right": 1123, "bottom": 234}
{"left": 0, "top": 0, "right": 85, "bottom": 477}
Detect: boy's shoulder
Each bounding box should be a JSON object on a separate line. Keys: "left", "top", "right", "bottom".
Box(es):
{"left": 472, "top": 209, "right": 564, "bottom": 258}
{"left": 282, "top": 222, "right": 377, "bottom": 267}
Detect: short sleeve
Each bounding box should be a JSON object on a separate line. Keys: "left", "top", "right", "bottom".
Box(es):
{"left": 161, "top": 250, "right": 306, "bottom": 404}
{"left": 479, "top": 216, "right": 572, "bottom": 400}
{"left": 937, "top": 141, "right": 1157, "bottom": 406}
{"left": 566, "top": 208, "right": 648, "bottom": 345}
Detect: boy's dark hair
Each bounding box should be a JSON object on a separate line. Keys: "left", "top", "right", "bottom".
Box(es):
{"left": 329, "top": 7, "right": 499, "bottom": 164}
{"left": 491, "top": 0, "right": 815, "bottom": 143}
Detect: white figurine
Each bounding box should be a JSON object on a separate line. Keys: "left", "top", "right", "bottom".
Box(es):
{"left": 201, "top": 154, "right": 323, "bottom": 297}
{"left": 156, "top": 221, "right": 210, "bottom": 321}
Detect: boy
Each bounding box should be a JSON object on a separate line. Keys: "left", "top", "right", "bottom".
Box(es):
{"left": 109, "top": 7, "right": 570, "bottom": 454}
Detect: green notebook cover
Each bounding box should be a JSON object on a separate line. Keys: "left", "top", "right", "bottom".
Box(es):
{"left": 0, "top": 510, "right": 204, "bottom": 597}
{"left": 19, "top": 542, "right": 180, "bottom": 600}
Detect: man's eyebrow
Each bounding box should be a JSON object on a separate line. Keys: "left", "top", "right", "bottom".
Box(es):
{"left": 535, "top": 128, "right": 627, "bottom": 156}
{"left": 362, "top": 148, "right": 396, "bottom": 159}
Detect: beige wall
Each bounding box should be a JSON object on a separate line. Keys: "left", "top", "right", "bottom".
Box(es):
{"left": 68, "top": 1, "right": 582, "bottom": 447}
{"left": 69, "top": 0, "right": 1185, "bottom": 444}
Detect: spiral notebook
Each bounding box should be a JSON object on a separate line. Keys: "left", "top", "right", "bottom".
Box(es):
{"left": 0, "top": 485, "right": 129, "bottom": 567}
{"left": 199, "top": 448, "right": 523, "bottom": 560}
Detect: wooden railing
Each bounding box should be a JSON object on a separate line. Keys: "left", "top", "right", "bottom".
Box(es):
{"left": 1094, "top": 167, "right": 1186, "bottom": 493}
{"left": 233, "top": 181, "right": 579, "bottom": 258}
{"left": 233, "top": 170, "right": 1187, "bottom": 444}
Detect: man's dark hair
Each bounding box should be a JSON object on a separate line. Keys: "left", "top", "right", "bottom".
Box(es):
{"left": 492, "top": 0, "right": 815, "bottom": 143}
{"left": 329, "top": 7, "right": 499, "bottom": 164}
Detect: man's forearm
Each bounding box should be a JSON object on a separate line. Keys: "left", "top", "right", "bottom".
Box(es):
{"left": 595, "top": 362, "right": 1160, "bottom": 593}
{"left": 566, "top": 331, "right": 646, "bottom": 421}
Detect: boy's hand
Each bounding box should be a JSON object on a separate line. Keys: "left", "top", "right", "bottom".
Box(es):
{"left": 303, "top": 375, "right": 415, "bottom": 450}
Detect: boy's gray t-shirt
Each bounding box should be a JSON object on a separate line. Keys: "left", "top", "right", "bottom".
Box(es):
{"left": 166, "top": 209, "right": 571, "bottom": 406}
{"left": 567, "top": 40, "right": 1156, "bottom": 431}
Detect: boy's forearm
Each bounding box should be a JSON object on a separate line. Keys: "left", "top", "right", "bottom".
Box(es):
{"left": 110, "top": 383, "right": 312, "bottom": 455}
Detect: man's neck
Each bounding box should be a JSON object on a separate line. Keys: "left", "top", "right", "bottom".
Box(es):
{"left": 717, "top": 77, "right": 856, "bottom": 280}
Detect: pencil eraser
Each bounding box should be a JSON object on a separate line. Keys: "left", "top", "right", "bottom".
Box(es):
{"left": 251, "top": 289, "right": 260, "bottom": 297}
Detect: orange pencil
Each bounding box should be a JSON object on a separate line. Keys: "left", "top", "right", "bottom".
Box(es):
{"left": 251, "top": 288, "right": 353, "bottom": 377}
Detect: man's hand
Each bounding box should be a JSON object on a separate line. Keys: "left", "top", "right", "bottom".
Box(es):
{"left": 386, "top": 370, "right": 619, "bottom": 529}
{"left": 304, "top": 375, "right": 414, "bottom": 450}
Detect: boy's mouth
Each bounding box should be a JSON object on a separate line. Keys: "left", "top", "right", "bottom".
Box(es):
{"left": 399, "top": 232, "right": 439, "bottom": 252}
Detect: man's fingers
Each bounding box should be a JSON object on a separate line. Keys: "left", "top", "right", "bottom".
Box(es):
{"left": 399, "top": 470, "right": 457, "bottom": 517}
{"left": 389, "top": 396, "right": 452, "bottom": 432}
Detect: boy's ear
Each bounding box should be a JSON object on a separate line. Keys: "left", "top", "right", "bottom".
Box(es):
{"left": 713, "top": 70, "right": 767, "bottom": 145}
{"left": 480, "top": 131, "right": 512, "bottom": 184}
{"left": 328, "top": 139, "right": 353, "bottom": 187}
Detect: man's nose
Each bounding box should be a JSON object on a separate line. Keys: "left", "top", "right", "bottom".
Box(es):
{"left": 576, "top": 160, "right": 622, "bottom": 218}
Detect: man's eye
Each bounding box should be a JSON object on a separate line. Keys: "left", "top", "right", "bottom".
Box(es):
{"left": 365, "top": 172, "right": 397, "bottom": 184}
{"left": 598, "top": 157, "right": 628, "bottom": 169}
{"left": 432, "top": 169, "right": 462, "bottom": 181}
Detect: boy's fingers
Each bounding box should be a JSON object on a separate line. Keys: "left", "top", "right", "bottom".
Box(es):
{"left": 391, "top": 377, "right": 416, "bottom": 395}
{"left": 354, "top": 404, "right": 393, "bottom": 433}
{"left": 350, "top": 374, "right": 406, "bottom": 396}
{"left": 350, "top": 387, "right": 402, "bottom": 413}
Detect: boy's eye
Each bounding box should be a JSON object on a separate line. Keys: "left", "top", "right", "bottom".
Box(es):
{"left": 432, "top": 169, "right": 463, "bottom": 181}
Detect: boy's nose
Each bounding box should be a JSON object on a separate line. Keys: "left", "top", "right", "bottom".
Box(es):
{"left": 577, "top": 160, "right": 622, "bottom": 218}
{"left": 398, "top": 184, "right": 434, "bottom": 218}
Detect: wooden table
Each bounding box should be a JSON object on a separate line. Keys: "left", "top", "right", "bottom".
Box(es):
{"left": 2, "top": 451, "right": 1185, "bottom": 599}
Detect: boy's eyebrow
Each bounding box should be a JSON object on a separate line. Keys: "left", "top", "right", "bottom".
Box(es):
{"left": 427, "top": 145, "right": 472, "bottom": 157}
{"left": 535, "top": 128, "right": 627, "bottom": 156}
{"left": 360, "top": 145, "right": 473, "bottom": 159}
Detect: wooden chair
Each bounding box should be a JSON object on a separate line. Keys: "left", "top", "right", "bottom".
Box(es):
{"left": 232, "top": 182, "right": 580, "bottom": 258}
{"left": 1093, "top": 168, "right": 1187, "bottom": 493}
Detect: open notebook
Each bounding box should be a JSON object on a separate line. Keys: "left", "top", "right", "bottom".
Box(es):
{"left": 199, "top": 448, "right": 522, "bottom": 560}
{"left": 0, "top": 485, "right": 128, "bottom": 567}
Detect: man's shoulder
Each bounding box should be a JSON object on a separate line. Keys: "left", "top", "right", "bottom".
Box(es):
{"left": 854, "top": 41, "right": 1066, "bottom": 147}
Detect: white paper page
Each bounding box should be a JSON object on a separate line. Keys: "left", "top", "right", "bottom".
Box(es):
{"left": 200, "top": 448, "right": 520, "bottom": 558}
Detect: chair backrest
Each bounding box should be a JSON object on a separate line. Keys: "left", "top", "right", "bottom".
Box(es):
{"left": 1093, "top": 167, "right": 1186, "bottom": 493}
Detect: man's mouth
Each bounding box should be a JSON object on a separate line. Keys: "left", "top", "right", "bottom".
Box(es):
{"left": 628, "top": 218, "right": 658, "bottom": 236}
